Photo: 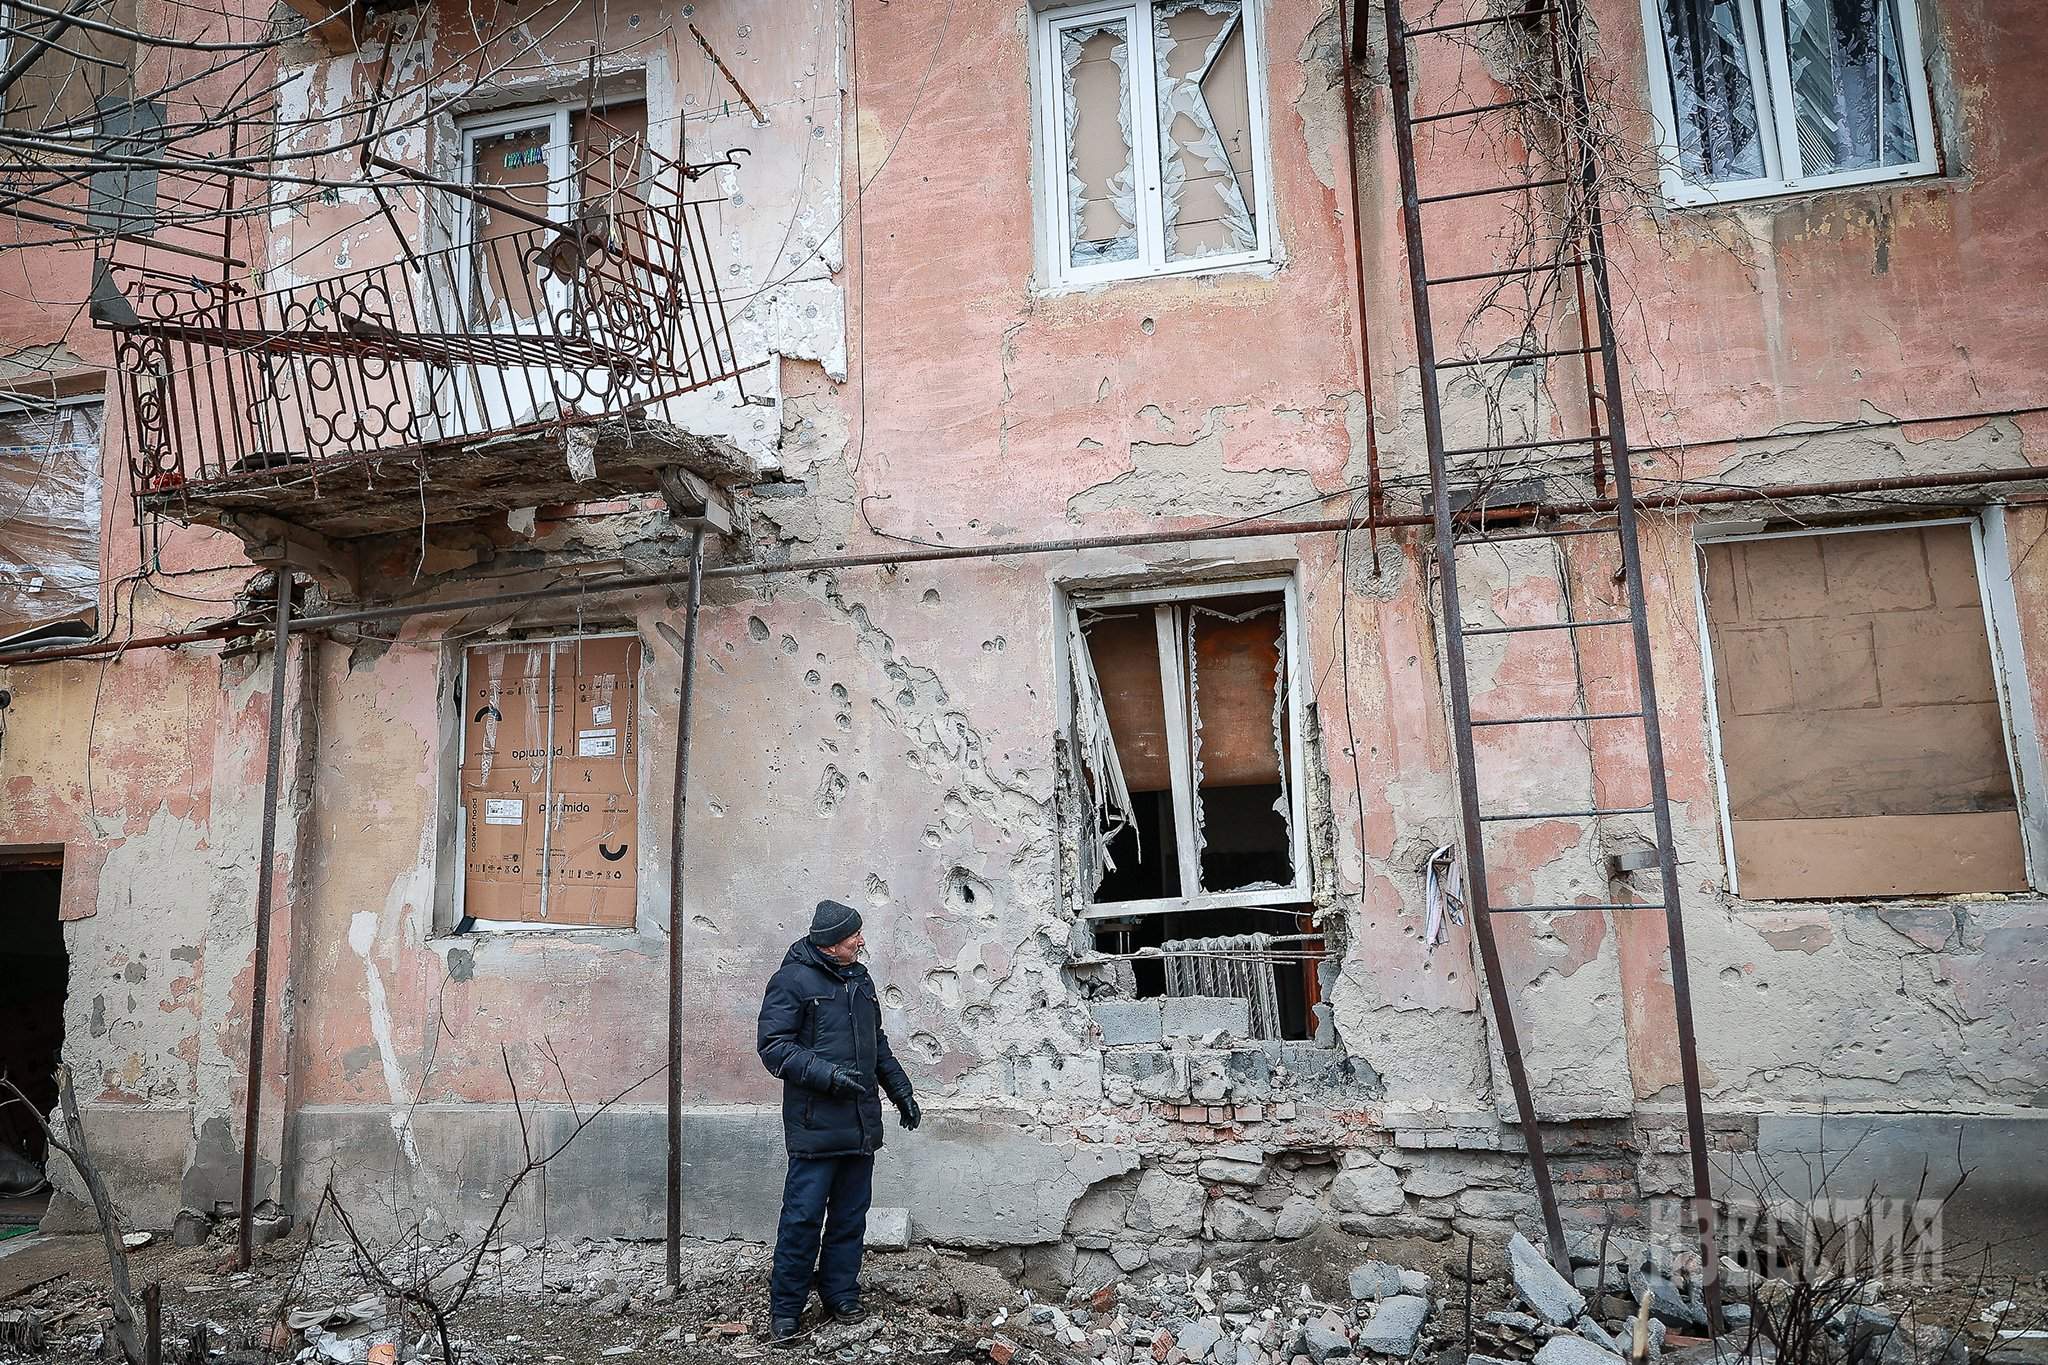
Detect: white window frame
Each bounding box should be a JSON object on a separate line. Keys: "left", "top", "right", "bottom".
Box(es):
{"left": 1034, "top": 0, "right": 1276, "bottom": 291}
{"left": 1065, "top": 574, "right": 1312, "bottom": 921}
{"left": 454, "top": 629, "right": 643, "bottom": 934}
{"left": 453, "top": 102, "right": 575, "bottom": 325}
{"left": 1691, "top": 513, "right": 2045, "bottom": 900}
{"left": 1637, "top": 0, "right": 1939, "bottom": 207}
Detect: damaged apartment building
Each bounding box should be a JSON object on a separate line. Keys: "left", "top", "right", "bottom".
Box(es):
{"left": 0, "top": 0, "right": 2045, "bottom": 1280}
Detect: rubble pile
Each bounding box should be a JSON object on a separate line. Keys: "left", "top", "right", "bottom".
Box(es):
{"left": 0, "top": 1223, "right": 2038, "bottom": 1365}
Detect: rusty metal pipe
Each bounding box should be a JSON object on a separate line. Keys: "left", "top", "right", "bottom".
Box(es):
{"left": 1336, "top": 0, "right": 1385, "bottom": 544}
{"left": 237, "top": 569, "right": 292, "bottom": 1270}
{"left": 665, "top": 525, "right": 704, "bottom": 1287}
{"left": 6, "top": 464, "right": 2045, "bottom": 669}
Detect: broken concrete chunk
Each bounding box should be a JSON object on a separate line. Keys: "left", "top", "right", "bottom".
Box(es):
{"left": 1627, "top": 1269, "right": 1708, "bottom": 1331}
{"left": 1397, "top": 1269, "right": 1429, "bottom": 1297}
{"left": 1348, "top": 1262, "right": 1405, "bottom": 1301}
{"left": 865, "top": 1206, "right": 911, "bottom": 1250}
{"left": 1178, "top": 1319, "right": 1226, "bottom": 1360}
{"left": 1510, "top": 1233, "right": 1588, "bottom": 1327}
{"left": 1274, "top": 1196, "right": 1321, "bottom": 1241}
{"left": 1356, "top": 1295, "right": 1429, "bottom": 1357}
{"left": 1199, "top": 1158, "right": 1268, "bottom": 1186}
{"left": 1129, "top": 1170, "right": 1208, "bottom": 1236}
{"left": 1533, "top": 1336, "right": 1626, "bottom": 1365}
{"left": 1206, "top": 1198, "right": 1278, "bottom": 1242}
{"left": 1330, "top": 1163, "right": 1406, "bottom": 1217}
{"left": 1093, "top": 999, "right": 1165, "bottom": 1046}
{"left": 1161, "top": 996, "right": 1252, "bottom": 1039}
{"left": 1577, "top": 1315, "right": 1622, "bottom": 1353}
{"left": 1300, "top": 1314, "right": 1353, "bottom": 1363}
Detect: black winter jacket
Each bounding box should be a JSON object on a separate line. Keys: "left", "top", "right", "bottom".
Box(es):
{"left": 756, "top": 939, "right": 914, "bottom": 1158}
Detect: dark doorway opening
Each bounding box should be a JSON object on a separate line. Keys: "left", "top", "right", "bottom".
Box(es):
{"left": 0, "top": 850, "right": 68, "bottom": 1230}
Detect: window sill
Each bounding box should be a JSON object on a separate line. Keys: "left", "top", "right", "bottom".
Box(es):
{"left": 1036, "top": 254, "right": 1282, "bottom": 299}
{"left": 1659, "top": 166, "right": 1947, "bottom": 213}
{"left": 1723, "top": 887, "right": 2042, "bottom": 909}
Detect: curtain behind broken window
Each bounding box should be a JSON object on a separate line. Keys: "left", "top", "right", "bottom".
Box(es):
{"left": 1656, "top": 0, "right": 1768, "bottom": 182}
{"left": 1779, "top": 0, "right": 1919, "bottom": 175}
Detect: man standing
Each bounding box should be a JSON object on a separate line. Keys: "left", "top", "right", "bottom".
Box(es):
{"left": 757, "top": 899, "right": 920, "bottom": 1343}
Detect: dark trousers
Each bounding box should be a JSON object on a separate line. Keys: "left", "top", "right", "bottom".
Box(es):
{"left": 769, "top": 1154, "right": 874, "bottom": 1320}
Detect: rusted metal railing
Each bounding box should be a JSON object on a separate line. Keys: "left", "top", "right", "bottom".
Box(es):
{"left": 99, "top": 173, "right": 748, "bottom": 510}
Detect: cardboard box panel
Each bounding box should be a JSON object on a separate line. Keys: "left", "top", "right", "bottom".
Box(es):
{"left": 1733, "top": 812, "right": 2027, "bottom": 899}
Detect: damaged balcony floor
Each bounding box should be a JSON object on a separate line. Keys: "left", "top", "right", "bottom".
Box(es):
{"left": 134, "top": 419, "right": 751, "bottom": 541}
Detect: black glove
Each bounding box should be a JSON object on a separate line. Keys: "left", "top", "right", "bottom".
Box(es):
{"left": 893, "top": 1093, "right": 921, "bottom": 1130}
{"left": 827, "top": 1067, "right": 864, "bottom": 1099}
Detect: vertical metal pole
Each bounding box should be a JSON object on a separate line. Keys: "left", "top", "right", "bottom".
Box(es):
{"left": 1554, "top": 0, "right": 1722, "bottom": 1327}
{"left": 1384, "top": 0, "right": 1572, "bottom": 1275}
{"left": 143, "top": 1281, "right": 162, "bottom": 1365}
{"left": 238, "top": 569, "right": 293, "bottom": 1271}
{"left": 665, "top": 525, "right": 705, "bottom": 1288}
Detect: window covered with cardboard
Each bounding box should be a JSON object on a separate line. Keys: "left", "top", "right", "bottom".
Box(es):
{"left": 459, "top": 635, "right": 641, "bottom": 929}
{"left": 1699, "top": 522, "right": 2031, "bottom": 900}
{"left": 1036, "top": 0, "right": 1272, "bottom": 288}
{"left": 1067, "top": 578, "right": 1320, "bottom": 1039}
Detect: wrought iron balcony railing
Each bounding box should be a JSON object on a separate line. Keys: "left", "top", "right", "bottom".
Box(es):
{"left": 96, "top": 157, "right": 754, "bottom": 534}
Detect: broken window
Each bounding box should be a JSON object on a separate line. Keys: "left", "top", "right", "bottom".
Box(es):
{"left": 1067, "top": 578, "right": 1321, "bottom": 1039}
{"left": 456, "top": 98, "right": 652, "bottom": 327}
{"left": 1699, "top": 521, "right": 2032, "bottom": 900}
{"left": 1640, "top": 0, "right": 1935, "bottom": 204}
{"left": 1037, "top": 1, "right": 1271, "bottom": 287}
{"left": 458, "top": 635, "right": 641, "bottom": 930}
{"left": 0, "top": 394, "right": 102, "bottom": 642}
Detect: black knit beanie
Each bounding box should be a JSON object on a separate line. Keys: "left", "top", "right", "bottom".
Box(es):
{"left": 808, "top": 898, "right": 863, "bottom": 946}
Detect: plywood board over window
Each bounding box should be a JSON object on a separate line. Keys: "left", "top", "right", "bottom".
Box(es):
{"left": 460, "top": 635, "right": 641, "bottom": 928}
{"left": 1699, "top": 522, "right": 2028, "bottom": 899}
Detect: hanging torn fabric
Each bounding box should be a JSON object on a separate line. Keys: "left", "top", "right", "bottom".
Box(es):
{"left": 1069, "top": 609, "right": 1140, "bottom": 883}
{"left": 1062, "top": 20, "right": 1141, "bottom": 267}
{"left": 1423, "top": 843, "right": 1465, "bottom": 957}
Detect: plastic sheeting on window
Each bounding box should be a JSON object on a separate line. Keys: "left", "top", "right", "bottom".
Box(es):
{"left": 1780, "top": 0, "right": 1919, "bottom": 175}
{"left": 0, "top": 400, "right": 102, "bottom": 639}
{"left": 1153, "top": 0, "right": 1257, "bottom": 261}
{"left": 1062, "top": 21, "right": 1140, "bottom": 268}
{"left": 1656, "top": 0, "right": 1767, "bottom": 182}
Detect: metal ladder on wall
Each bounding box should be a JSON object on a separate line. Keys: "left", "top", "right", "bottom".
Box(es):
{"left": 1378, "top": 0, "right": 1722, "bottom": 1312}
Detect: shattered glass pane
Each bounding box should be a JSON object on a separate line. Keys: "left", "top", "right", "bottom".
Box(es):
{"left": 1155, "top": 1, "right": 1258, "bottom": 261}
{"left": 1780, "top": 0, "right": 1920, "bottom": 175}
{"left": 1656, "top": 0, "right": 1768, "bottom": 183}
{"left": 1062, "top": 20, "right": 1140, "bottom": 268}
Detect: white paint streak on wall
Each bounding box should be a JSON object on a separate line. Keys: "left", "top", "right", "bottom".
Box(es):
{"left": 348, "top": 908, "right": 419, "bottom": 1165}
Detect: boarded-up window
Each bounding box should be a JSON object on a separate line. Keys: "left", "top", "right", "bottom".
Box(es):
{"left": 460, "top": 636, "right": 640, "bottom": 928}
{"left": 0, "top": 397, "right": 102, "bottom": 639}
{"left": 1701, "top": 524, "right": 2028, "bottom": 899}
{"left": 1068, "top": 581, "right": 1320, "bottom": 1039}
{"left": 1039, "top": 1, "right": 1269, "bottom": 286}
